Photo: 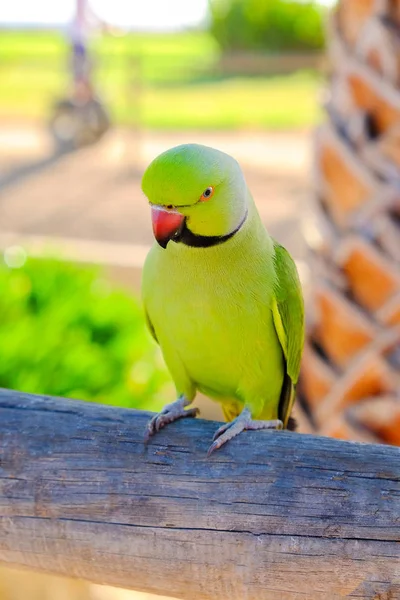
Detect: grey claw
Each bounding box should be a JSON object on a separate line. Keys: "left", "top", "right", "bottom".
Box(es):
{"left": 143, "top": 398, "right": 199, "bottom": 445}
{"left": 188, "top": 407, "right": 200, "bottom": 419}
{"left": 212, "top": 423, "right": 229, "bottom": 441}
{"left": 207, "top": 441, "right": 219, "bottom": 457}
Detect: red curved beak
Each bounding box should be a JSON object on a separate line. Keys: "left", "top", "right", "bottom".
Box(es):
{"left": 151, "top": 206, "right": 185, "bottom": 248}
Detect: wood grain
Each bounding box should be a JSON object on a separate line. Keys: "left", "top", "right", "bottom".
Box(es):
{"left": 0, "top": 388, "right": 399, "bottom": 600}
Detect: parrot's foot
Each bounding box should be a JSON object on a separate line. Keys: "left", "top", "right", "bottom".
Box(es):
{"left": 207, "top": 407, "right": 283, "bottom": 456}
{"left": 144, "top": 395, "right": 199, "bottom": 443}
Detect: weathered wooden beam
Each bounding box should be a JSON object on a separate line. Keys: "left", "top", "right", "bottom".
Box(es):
{"left": 0, "top": 388, "right": 399, "bottom": 600}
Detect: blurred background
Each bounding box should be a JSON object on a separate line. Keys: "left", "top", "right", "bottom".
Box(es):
{"left": 1, "top": 0, "right": 400, "bottom": 598}
{"left": 0, "top": 0, "right": 328, "bottom": 419}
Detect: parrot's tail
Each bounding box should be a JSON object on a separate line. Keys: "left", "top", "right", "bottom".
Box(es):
{"left": 278, "top": 371, "right": 296, "bottom": 429}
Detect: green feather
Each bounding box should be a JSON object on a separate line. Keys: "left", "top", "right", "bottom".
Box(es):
{"left": 271, "top": 242, "right": 305, "bottom": 426}
{"left": 272, "top": 242, "right": 305, "bottom": 384}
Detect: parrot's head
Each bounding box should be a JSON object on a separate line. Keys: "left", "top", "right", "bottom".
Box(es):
{"left": 141, "top": 144, "right": 248, "bottom": 249}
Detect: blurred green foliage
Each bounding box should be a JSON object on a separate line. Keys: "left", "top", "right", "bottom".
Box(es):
{"left": 209, "top": 0, "right": 325, "bottom": 52}
{"left": 0, "top": 256, "right": 174, "bottom": 410}
{"left": 0, "top": 30, "right": 322, "bottom": 129}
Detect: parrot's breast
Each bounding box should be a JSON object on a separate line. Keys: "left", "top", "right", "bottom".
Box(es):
{"left": 142, "top": 224, "right": 285, "bottom": 417}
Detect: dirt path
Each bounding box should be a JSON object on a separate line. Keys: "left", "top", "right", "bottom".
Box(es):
{"left": 0, "top": 126, "right": 312, "bottom": 261}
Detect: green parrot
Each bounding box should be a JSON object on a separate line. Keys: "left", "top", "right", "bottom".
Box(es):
{"left": 141, "top": 144, "right": 304, "bottom": 455}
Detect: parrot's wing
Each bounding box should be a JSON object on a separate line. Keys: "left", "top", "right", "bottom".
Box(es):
{"left": 144, "top": 309, "right": 158, "bottom": 344}
{"left": 271, "top": 241, "right": 305, "bottom": 427}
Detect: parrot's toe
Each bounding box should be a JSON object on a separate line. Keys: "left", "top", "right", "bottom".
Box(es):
{"left": 212, "top": 421, "right": 232, "bottom": 441}
{"left": 144, "top": 395, "right": 199, "bottom": 443}
{"left": 153, "top": 407, "right": 199, "bottom": 432}
{"left": 207, "top": 419, "right": 246, "bottom": 456}
{"left": 207, "top": 409, "right": 283, "bottom": 456}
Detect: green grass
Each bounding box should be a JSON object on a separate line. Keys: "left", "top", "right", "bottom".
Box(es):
{"left": 0, "top": 255, "right": 174, "bottom": 411}
{"left": 137, "top": 72, "right": 322, "bottom": 130}
{"left": 0, "top": 30, "right": 322, "bottom": 129}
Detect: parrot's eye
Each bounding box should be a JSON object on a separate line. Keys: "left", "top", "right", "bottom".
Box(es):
{"left": 200, "top": 186, "right": 214, "bottom": 202}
